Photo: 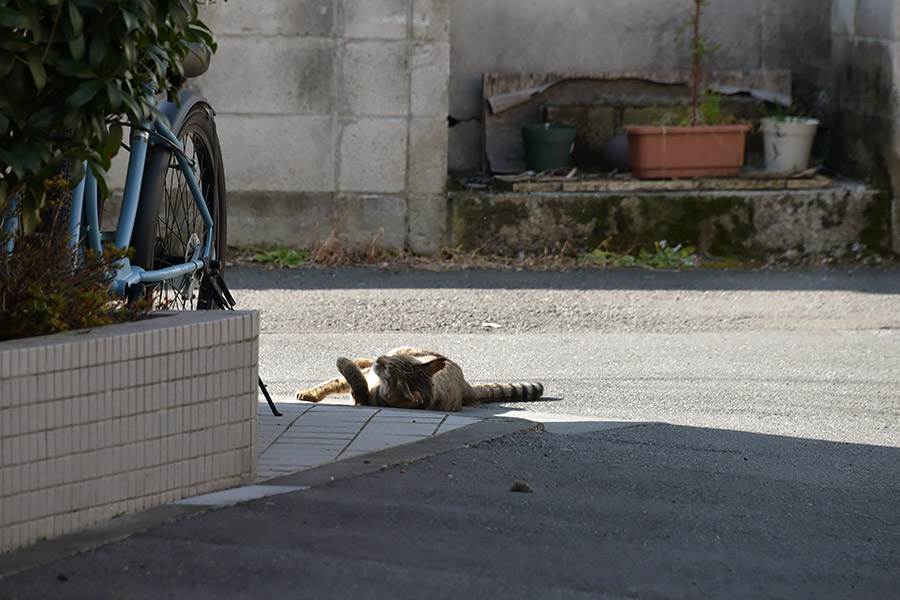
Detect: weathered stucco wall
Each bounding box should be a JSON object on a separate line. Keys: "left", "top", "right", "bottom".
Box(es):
{"left": 448, "top": 0, "right": 831, "bottom": 173}
{"left": 830, "top": 0, "right": 900, "bottom": 252}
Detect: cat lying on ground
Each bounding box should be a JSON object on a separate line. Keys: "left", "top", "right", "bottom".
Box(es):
{"left": 296, "top": 347, "right": 544, "bottom": 412}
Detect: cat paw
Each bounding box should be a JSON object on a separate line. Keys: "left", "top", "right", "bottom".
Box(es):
{"left": 296, "top": 390, "right": 320, "bottom": 403}
{"left": 336, "top": 357, "right": 354, "bottom": 375}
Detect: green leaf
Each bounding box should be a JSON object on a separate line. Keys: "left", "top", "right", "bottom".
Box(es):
{"left": 19, "top": 6, "right": 42, "bottom": 45}
{"left": 104, "top": 120, "right": 123, "bottom": 156}
{"left": 118, "top": 89, "right": 141, "bottom": 117}
{"left": 19, "top": 138, "right": 49, "bottom": 173}
{"left": 0, "top": 52, "right": 14, "bottom": 80}
{"left": 88, "top": 161, "right": 109, "bottom": 200}
{"left": 3, "top": 106, "right": 26, "bottom": 128}
{"left": 68, "top": 33, "right": 85, "bottom": 60}
{"left": 105, "top": 81, "right": 122, "bottom": 110}
{"left": 0, "top": 8, "right": 30, "bottom": 29}
{"left": 104, "top": 50, "right": 128, "bottom": 79}
{"left": 25, "top": 49, "right": 47, "bottom": 92}
{"left": 67, "top": 2, "right": 83, "bottom": 37}
{"left": 67, "top": 78, "right": 103, "bottom": 106}
{"left": 120, "top": 37, "right": 136, "bottom": 65}
{"left": 121, "top": 9, "right": 139, "bottom": 32}
{"left": 68, "top": 158, "right": 86, "bottom": 187}
{"left": 24, "top": 106, "right": 58, "bottom": 131}
{"left": 0, "top": 32, "right": 33, "bottom": 52}
{"left": 53, "top": 58, "right": 93, "bottom": 77}
{"left": 87, "top": 26, "right": 107, "bottom": 68}
{"left": 71, "top": 0, "right": 106, "bottom": 11}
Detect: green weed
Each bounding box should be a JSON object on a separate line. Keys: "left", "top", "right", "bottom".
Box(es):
{"left": 253, "top": 248, "right": 311, "bottom": 268}
{"left": 580, "top": 240, "right": 698, "bottom": 269}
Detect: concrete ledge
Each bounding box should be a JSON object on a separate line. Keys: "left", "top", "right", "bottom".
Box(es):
{"left": 0, "top": 311, "right": 259, "bottom": 554}
{"left": 448, "top": 180, "right": 889, "bottom": 257}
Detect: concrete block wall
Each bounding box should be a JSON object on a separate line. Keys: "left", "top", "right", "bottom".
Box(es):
{"left": 830, "top": 0, "right": 900, "bottom": 252}
{"left": 0, "top": 311, "right": 259, "bottom": 554}
{"left": 193, "top": 0, "right": 451, "bottom": 254}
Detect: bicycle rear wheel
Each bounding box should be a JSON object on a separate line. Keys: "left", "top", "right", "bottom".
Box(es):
{"left": 132, "top": 103, "right": 227, "bottom": 309}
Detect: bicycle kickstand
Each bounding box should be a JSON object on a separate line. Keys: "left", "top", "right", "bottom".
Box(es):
{"left": 202, "top": 262, "right": 282, "bottom": 417}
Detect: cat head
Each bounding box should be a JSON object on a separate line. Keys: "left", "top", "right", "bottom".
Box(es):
{"left": 372, "top": 354, "right": 446, "bottom": 407}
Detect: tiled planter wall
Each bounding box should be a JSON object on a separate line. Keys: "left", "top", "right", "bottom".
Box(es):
{"left": 0, "top": 310, "right": 259, "bottom": 554}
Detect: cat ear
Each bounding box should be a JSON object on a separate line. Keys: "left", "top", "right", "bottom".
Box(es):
{"left": 422, "top": 357, "right": 446, "bottom": 376}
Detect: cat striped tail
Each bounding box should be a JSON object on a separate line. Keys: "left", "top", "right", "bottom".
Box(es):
{"left": 470, "top": 382, "right": 544, "bottom": 404}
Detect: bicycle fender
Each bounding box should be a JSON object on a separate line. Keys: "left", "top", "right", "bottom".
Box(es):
{"left": 156, "top": 90, "right": 214, "bottom": 133}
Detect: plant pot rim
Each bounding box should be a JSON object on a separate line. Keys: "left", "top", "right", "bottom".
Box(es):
{"left": 522, "top": 122, "right": 576, "bottom": 132}
{"left": 626, "top": 124, "right": 753, "bottom": 135}
{"left": 760, "top": 116, "right": 820, "bottom": 127}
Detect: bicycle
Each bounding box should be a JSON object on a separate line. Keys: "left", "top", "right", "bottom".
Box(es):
{"left": 1, "top": 35, "right": 287, "bottom": 414}
{"left": 3, "top": 43, "right": 232, "bottom": 312}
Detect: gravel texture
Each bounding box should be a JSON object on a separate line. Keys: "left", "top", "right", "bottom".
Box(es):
{"left": 228, "top": 265, "right": 900, "bottom": 335}
{"left": 232, "top": 265, "right": 900, "bottom": 449}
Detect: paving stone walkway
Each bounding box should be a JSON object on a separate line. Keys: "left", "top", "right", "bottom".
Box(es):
{"left": 256, "top": 398, "right": 483, "bottom": 480}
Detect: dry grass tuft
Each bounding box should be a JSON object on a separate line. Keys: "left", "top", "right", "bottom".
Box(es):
{"left": 232, "top": 235, "right": 582, "bottom": 272}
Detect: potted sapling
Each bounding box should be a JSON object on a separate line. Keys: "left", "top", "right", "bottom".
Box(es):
{"left": 627, "top": 0, "right": 751, "bottom": 178}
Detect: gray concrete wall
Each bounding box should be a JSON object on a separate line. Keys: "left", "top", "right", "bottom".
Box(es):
{"left": 191, "top": 0, "right": 451, "bottom": 253}
{"left": 830, "top": 0, "right": 900, "bottom": 252}
{"left": 448, "top": 0, "right": 831, "bottom": 173}
{"left": 104, "top": 1, "right": 841, "bottom": 254}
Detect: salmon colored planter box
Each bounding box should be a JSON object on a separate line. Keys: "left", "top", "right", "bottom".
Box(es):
{"left": 627, "top": 124, "right": 752, "bottom": 179}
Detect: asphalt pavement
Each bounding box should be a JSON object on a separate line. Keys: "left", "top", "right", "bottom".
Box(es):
{"left": 1, "top": 265, "right": 898, "bottom": 598}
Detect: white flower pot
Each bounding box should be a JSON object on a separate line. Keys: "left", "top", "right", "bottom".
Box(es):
{"left": 760, "top": 117, "right": 820, "bottom": 173}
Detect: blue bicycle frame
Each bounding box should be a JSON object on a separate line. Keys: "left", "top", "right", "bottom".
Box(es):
{"left": 63, "top": 91, "right": 216, "bottom": 299}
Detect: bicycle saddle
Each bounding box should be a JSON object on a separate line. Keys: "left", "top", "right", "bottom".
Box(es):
{"left": 182, "top": 43, "right": 211, "bottom": 79}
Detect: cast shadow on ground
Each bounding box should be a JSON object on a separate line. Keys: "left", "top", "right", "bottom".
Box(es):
{"left": 230, "top": 264, "right": 900, "bottom": 294}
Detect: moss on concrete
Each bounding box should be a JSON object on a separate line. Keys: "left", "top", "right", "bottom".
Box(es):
{"left": 448, "top": 184, "right": 884, "bottom": 259}
{"left": 449, "top": 195, "right": 530, "bottom": 252}
{"left": 585, "top": 194, "right": 756, "bottom": 257}
{"left": 860, "top": 189, "right": 891, "bottom": 253}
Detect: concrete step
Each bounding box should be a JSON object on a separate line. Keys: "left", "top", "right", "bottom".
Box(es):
{"left": 448, "top": 176, "right": 887, "bottom": 258}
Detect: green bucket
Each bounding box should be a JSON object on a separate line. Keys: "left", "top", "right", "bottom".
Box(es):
{"left": 521, "top": 123, "right": 577, "bottom": 172}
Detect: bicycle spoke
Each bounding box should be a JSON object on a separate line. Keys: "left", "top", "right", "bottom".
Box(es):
{"left": 145, "top": 127, "right": 215, "bottom": 310}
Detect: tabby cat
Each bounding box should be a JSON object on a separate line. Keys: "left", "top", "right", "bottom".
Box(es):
{"left": 296, "top": 347, "right": 544, "bottom": 412}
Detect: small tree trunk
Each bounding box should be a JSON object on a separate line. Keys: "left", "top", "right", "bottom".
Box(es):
{"left": 690, "top": 0, "right": 703, "bottom": 127}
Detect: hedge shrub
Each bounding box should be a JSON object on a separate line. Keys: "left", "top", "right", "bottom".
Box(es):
{"left": 0, "top": 0, "right": 218, "bottom": 232}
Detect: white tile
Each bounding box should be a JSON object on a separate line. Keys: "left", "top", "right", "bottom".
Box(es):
{"left": 0, "top": 380, "right": 11, "bottom": 410}
{"left": 102, "top": 337, "right": 114, "bottom": 365}
{"left": 26, "top": 347, "right": 42, "bottom": 376}
{"left": 0, "top": 349, "right": 11, "bottom": 378}
{"left": 36, "top": 372, "right": 47, "bottom": 403}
